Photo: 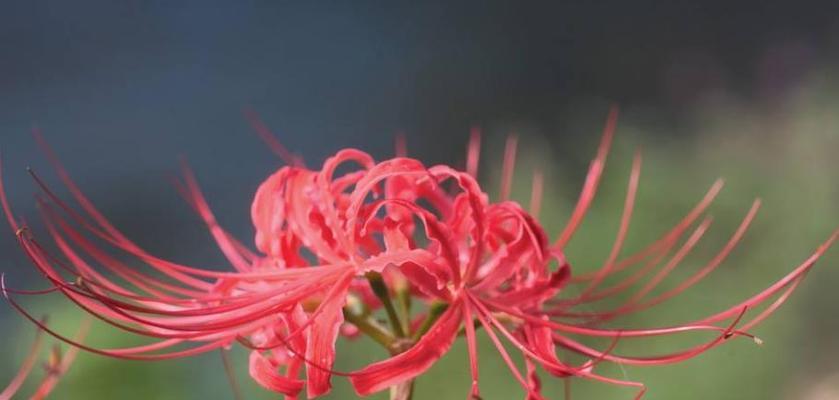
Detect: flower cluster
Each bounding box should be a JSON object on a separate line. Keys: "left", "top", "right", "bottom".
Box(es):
{"left": 2, "top": 110, "right": 836, "bottom": 399}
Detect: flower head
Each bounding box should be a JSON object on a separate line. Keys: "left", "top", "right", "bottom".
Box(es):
{"left": 1, "top": 109, "right": 836, "bottom": 399}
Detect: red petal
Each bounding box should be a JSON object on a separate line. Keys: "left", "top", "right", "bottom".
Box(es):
{"left": 350, "top": 302, "right": 463, "bottom": 395}
{"left": 248, "top": 351, "right": 304, "bottom": 396}
{"left": 305, "top": 276, "right": 351, "bottom": 397}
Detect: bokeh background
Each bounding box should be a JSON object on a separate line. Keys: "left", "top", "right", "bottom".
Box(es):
{"left": 1, "top": 2, "right": 838, "bottom": 399}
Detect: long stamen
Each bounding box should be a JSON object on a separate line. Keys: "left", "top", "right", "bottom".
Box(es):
{"left": 500, "top": 135, "right": 518, "bottom": 202}
{"left": 242, "top": 108, "right": 300, "bottom": 166}
{"left": 462, "top": 300, "right": 481, "bottom": 398}
{"left": 466, "top": 127, "right": 481, "bottom": 178}
{"left": 529, "top": 170, "right": 543, "bottom": 218}
{"left": 570, "top": 178, "right": 724, "bottom": 283}
{"left": 0, "top": 318, "right": 46, "bottom": 400}
{"left": 394, "top": 132, "right": 407, "bottom": 157}
{"left": 467, "top": 295, "right": 539, "bottom": 398}
{"left": 579, "top": 151, "right": 642, "bottom": 298}
{"left": 555, "top": 105, "right": 619, "bottom": 248}
{"left": 29, "top": 317, "right": 90, "bottom": 400}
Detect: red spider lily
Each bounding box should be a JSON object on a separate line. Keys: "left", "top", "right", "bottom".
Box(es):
{"left": 1, "top": 108, "right": 836, "bottom": 400}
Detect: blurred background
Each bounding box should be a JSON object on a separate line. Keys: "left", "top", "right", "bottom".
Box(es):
{"left": 1, "top": 1, "right": 838, "bottom": 399}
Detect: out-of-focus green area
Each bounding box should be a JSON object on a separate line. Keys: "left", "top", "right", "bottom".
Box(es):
{"left": 3, "top": 78, "right": 838, "bottom": 400}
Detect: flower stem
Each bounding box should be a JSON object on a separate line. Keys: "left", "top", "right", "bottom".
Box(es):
{"left": 366, "top": 271, "right": 407, "bottom": 337}
{"left": 412, "top": 301, "right": 449, "bottom": 341}
{"left": 219, "top": 348, "right": 244, "bottom": 400}
{"left": 342, "top": 306, "right": 395, "bottom": 348}
{"left": 350, "top": 279, "right": 448, "bottom": 400}
{"left": 390, "top": 378, "right": 414, "bottom": 400}
{"left": 395, "top": 280, "right": 412, "bottom": 336}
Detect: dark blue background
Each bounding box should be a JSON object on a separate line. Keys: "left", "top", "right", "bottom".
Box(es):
{"left": 1, "top": 0, "right": 837, "bottom": 280}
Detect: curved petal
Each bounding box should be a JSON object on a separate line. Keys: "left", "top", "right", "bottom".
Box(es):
{"left": 350, "top": 301, "right": 463, "bottom": 395}
{"left": 248, "top": 351, "right": 304, "bottom": 396}
{"left": 305, "top": 275, "right": 352, "bottom": 397}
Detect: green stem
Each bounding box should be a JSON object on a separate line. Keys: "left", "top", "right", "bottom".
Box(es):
{"left": 219, "top": 348, "right": 244, "bottom": 400}
{"left": 395, "top": 283, "right": 412, "bottom": 336}
{"left": 344, "top": 284, "right": 449, "bottom": 400}
{"left": 412, "top": 301, "right": 449, "bottom": 341}
{"left": 342, "top": 307, "right": 395, "bottom": 348}
{"left": 390, "top": 378, "right": 414, "bottom": 400}
{"left": 366, "top": 271, "right": 406, "bottom": 337}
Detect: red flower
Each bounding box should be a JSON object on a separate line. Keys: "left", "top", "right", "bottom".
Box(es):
{"left": 345, "top": 109, "right": 838, "bottom": 399}
{"left": 1, "top": 109, "right": 836, "bottom": 399}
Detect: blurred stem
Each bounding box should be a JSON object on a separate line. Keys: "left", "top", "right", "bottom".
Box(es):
{"left": 395, "top": 281, "right": 412, "bottom": 336}
{"left": 412, "top": 301, "right": 449, "bottom": 341}
{"left": 390, "top": 379, "right": 414, "bottom": 400}
{"left": 219, "top": 348, "right": 244, "bottom": 400}
{"left": 342, "top": 307, "right": 395, "bottom": 348}
{"left": 366, "top": 271, "right": 407, "bottom": 337}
